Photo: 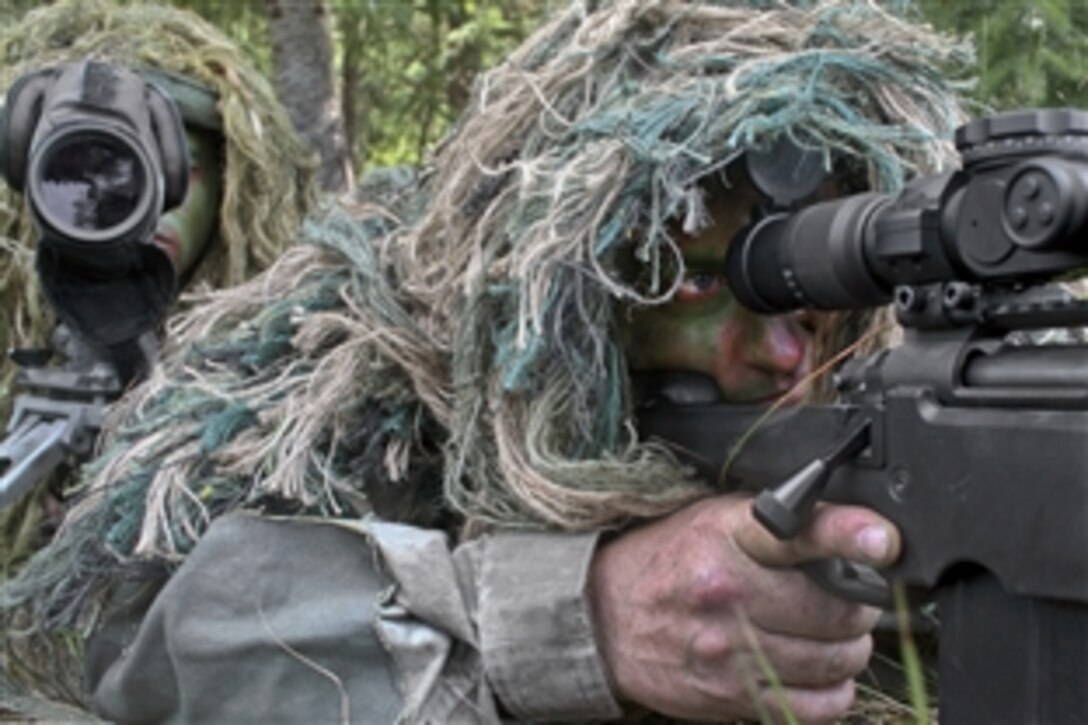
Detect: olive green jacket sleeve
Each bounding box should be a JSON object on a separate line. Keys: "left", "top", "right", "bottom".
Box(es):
{"left": 86, "top": 513, "right": 622, "bottom": 723}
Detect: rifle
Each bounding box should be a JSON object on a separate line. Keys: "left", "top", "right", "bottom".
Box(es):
{"left": 639, "top": 109, "right": 1088, "bottom": 722}
{"left": 0, "top": 326, "right": 125, "bottom": 507}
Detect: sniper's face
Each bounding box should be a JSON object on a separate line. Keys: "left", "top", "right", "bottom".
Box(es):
{"left": 152, "top": 126, "right": 222, "bottom": 278}
{"left": 624, "top": 171, "right": 818, "bottom": 405}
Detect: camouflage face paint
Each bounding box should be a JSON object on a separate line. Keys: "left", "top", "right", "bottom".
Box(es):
{"left": 153, "top": 127, "right": 222, "bottom": 277}
{"left": 624, "top": 172, "right": 815, "bottom": 404}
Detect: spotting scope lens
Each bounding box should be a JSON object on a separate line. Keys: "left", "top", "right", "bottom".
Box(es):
{"left": 29, "top": 127, "right": 155, "bottom": 244}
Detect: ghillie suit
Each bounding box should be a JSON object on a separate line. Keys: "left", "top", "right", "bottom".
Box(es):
{"left": 0, "top": 0, "right": 316, "bottom": 571}
{"left": 3, "top": 0, "right": 970, "bottom": 715}
{"left": 0, "top": 0, "right": 316, "bottom": 709}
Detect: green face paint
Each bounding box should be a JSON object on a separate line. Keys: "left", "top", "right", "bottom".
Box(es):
{"left": 624, "top": 172, "right": 816, "bottom": 405}
{"left": 153, "top": 127, "right": 223, "bottom": 277}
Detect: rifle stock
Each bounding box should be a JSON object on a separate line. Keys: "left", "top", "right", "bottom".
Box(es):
{"left": 639, "top": 297, "right": 1088, "bottom": 721}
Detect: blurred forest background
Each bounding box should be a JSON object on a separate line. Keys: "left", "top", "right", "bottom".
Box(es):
{"left": 2, "top": 0, "right": 1086, "bottom": 191}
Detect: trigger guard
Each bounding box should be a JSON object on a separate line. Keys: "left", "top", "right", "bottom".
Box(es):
{"left": 799, "top": 558, "right": 893, "bottom": 609}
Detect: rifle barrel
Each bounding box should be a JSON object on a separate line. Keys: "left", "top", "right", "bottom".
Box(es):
{"left": 963, "top": 345, "right": 1088, "bottom": 388}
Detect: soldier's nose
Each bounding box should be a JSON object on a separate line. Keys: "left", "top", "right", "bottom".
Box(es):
{"left": 749, "top": 316, "right": 808, "bottom": 375}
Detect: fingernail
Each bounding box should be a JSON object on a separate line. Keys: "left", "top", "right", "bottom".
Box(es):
{"left": 857, "top": 526, "right": 890, "bottom": 562}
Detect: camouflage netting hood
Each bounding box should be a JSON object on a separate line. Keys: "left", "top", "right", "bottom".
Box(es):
{"left": 6, "top": 0, "right": 971, "bottom": 646}
{"left": 0, "top": 0, "right": 317, "bottom": 403}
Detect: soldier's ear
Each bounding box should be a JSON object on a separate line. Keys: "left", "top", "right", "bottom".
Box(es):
{"left": 145, "top": 80, "right": 190, "bottom": 211}
{"left": 0, "top": 67, "right": 55, "bottom": 193}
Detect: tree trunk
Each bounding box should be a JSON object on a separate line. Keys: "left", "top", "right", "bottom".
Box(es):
{"left": 265, "top": 0, "right": 352, "bottom": 193}
{"left": 338, "top": 3, "right": 364, "bottom": 172}
{"left": 444, "top": 0, "right": 480, "bottom": 114}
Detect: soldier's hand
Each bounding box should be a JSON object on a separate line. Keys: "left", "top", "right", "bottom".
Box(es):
{"left": 589, "top": 494, "right": 900, "bottom": 722}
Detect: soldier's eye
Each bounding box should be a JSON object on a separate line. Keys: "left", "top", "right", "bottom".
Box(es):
{"left": 676, "top": 271, "right": 725, "bottom": 303}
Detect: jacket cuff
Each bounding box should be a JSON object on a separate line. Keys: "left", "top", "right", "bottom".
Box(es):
{"left": 478, "top": 529, "right": 622, "bottom": 721}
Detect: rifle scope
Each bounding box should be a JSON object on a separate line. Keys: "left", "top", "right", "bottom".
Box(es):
{"left": 726, "top": 109, "right": 1088, "bottom": 314}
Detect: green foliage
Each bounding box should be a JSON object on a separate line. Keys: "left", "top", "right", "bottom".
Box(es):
{"left": 1, "top": 0, "right": 545, "bottom": 170}
{"left": 333, "top": 0, "right": 548, "bottom": 170}
{"left": 7, "top": 0, "right": 1085, "bottom": 170}
{"left": 173, "top": 0, "right": 548, "bottom": 169}
{"left": 894, "top": 582, "right": 932, "bottom": 724}
{"left": 918, "top": 0, "right": 1088, "bottom": 110}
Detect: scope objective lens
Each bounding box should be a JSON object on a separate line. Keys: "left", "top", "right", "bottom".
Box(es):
{"left": 35, "top": 133, "right": 146, "bottom": 234}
